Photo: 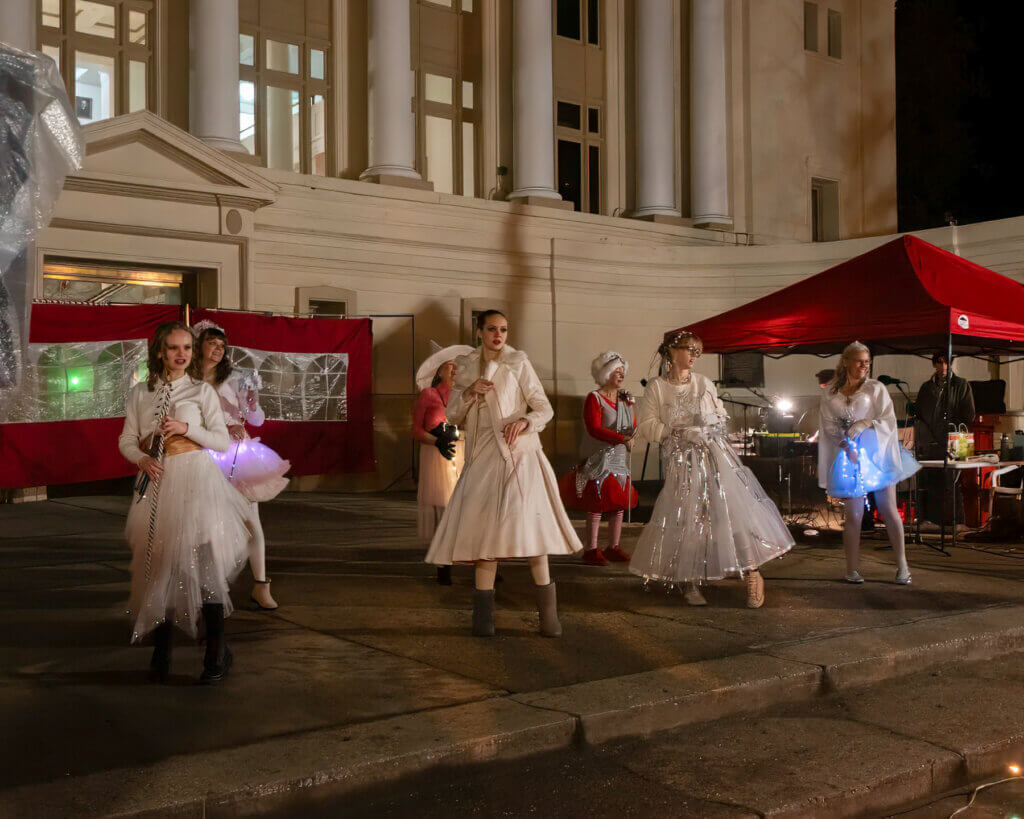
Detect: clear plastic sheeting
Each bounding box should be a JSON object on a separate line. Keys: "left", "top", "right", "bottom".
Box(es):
{"left": 0, "top": 43, "right": 85, "bottom": 392}
{"left": 1, "top": 340, "right": 348, "bottom": 424}
{"left": 2, "top": 339, "right": 148, "bottom": 422}
{"left": 228, "top": 346, "right": 348, "bottom": 422}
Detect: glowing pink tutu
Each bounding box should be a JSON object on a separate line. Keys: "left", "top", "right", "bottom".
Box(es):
{"left": 207, "top": 438, "right": 291, "bottom": 503}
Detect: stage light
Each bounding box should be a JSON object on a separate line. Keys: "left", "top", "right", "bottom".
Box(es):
{"left": 1009, "top": 764, "right": 1021, "bottom": 775}
{"left": 774, "top": 397, "right": 793, "bottom": 413}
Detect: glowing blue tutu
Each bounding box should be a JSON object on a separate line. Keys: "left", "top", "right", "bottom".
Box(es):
{"left": 827, "top": 427, "right": 920, "bottom": 498}
{"left": 207, "top": 438, "right": 290, "bottom": 503}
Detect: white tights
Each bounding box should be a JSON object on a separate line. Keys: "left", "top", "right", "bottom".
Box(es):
{"left": 247, "top": 503, "right": 267, "bottom": 582}
{"left": 843, "top": 484, "right": 909, "bottom": 576}
{"left": 474, "top": 556, "right": 550, "bottom": 589}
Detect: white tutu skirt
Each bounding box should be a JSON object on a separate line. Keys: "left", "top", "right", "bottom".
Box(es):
{"left": 426, "top": 412, "right": 583, "bottom": 564}
{"left": 126, "top": 450, "right": 253, "bottom": 642}
{"left": 826, "top": 427, "right": 921, "bottom": 498}
{"left": 207, "top": 437, "right": 290, "bottom": 503}
{"left": 417, "top": 441, "right": 464, "bottom": 540}
{"left": 630, "top": 432, "right": 794, "bottom": 584}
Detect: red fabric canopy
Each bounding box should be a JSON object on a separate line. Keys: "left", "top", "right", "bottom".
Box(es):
{"left": 671, "top": 236, "right": 1024, "bottom": 355}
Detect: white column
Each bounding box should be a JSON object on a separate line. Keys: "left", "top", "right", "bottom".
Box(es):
{"left": 507, "top": 0, "right": 561, "bottom": 202}
{"left": 360, "top": 0, "right": 421, "bottom": 181}
{"left": 189, "top": 0, "right": 245, "bottom": 152}
{"left": 633, "top": 0, "right": 679, "bottom": 217}
{"left": 691, "top": 0, "right": 732, "bottom": 227}
{"left": 0, "top": 0, "right": 35, "bottom": 51}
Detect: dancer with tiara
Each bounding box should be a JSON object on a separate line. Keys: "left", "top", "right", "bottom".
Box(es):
{"left": 119, "top": 321, "right": 252, "bottom": 682}
{"left": 559, "top": 351, "right": 639, "bottom": 566}
{"left": 629, "top": 330, "right": 793, "bottom": 608}
{"left": 191, "top": 320, "right": 290, "bottom": 610}
{"left": 818, "top": 341, "right": 919, "bottom": 584}
{"left": 426, "top": 310, "right": 583, "bottom": 636}
{"left": 414, "top": 341, "right": 474, "bottom": 585}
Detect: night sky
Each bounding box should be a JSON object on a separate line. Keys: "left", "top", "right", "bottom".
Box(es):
{"left": 896, "top": 1, "right": 1024, "bottom": 231}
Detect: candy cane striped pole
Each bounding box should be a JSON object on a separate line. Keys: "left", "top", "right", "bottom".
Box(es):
{"left": 143, "top": 381, "right": 173, "bottom": 583}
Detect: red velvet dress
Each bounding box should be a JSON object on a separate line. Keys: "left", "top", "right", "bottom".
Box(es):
{"left": 559, "top": 391, "right": 639, "bottom": 513}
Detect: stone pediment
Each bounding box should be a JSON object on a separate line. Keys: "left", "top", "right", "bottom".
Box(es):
{"left": 66, "top": 111, "right": 276, "bottom": 210}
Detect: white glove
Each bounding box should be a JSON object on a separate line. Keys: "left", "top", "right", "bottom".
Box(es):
{"left": 847, "top": 419, "right": 873, "bottom": 439}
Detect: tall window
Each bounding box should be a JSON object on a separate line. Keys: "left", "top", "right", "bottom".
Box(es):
{"left": 811, "top": 178, "right": 840, "bottom": 242}
{"left": 239, "top": 0, "right": 332, "bottom": 176}
{"left": 414, "top": 0, "right": 479, "bottom": 196}
{"left": 827, "top": 9, "right": 842, "bottom": 59}
{"left": 555, "top": 101, "right": 601, "bottom": 213}
{"left": 556, "top": 0, "right": 599, "bottom": 45}
{"left": 38, "top": 0, "right": 154, "bottom": 124}
{"left": 803, "top": 2, "right": 818, "bottom": 52}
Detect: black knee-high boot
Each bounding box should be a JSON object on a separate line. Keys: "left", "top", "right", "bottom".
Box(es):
{"left": 149, "top": 621, "right": 173, "bottom": 683}
{"left": 199, "top": 603, "right": 232, "bottom": 684}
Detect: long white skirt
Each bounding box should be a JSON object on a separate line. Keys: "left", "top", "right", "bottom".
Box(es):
{"left": 125, "top": 450, "right": 252, "bottom": 642}
{"left": 417, "top": 441, "right": 464, "bottom": 540}
{"left": 426, "top": 415, "right": 582, "bottom": 564}
{"left": 630, "top": 432, "right": 793, "bottom": 584}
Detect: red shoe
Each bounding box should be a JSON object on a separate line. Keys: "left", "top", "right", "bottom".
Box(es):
{"left": 602, "top": 545, "right": 631, "bottom": 563}
{"left": 582, "top": 549, "right": 608, "bottom": 566}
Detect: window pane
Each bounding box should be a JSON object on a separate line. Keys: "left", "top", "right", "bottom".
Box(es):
{"left": 828, "top": 9, "right": 842, "bottom": 58}
{"left": 41, "top": 0, "right": 60, "bottom": 29}
{"left": 462, "top": 81, "right": 474, "bottom": 110}
{"left": 310, "top": 94, "right": 327, "bottom": 176}
{"left": 556, "top": 0, "right": 581, "bottom": 40}
{"left": 75, "top": 1, "right": 116, "bottom": 39}
{"left": 266, "top": 39, "right": 300, "bottom": 74}
{"left": 587, "top": 0, "right": 599, "bottom": 45}
{"left": 128, "top": 10, "right": 147, "bottom": 45}
{"left": 311, "top": 48, "right": 326, "bottom": 80}
{"left": 128, "top": 60, "right": 146, "bottom": 112}
{"left": 240, "top": 33, "right": 255, "bottom": 66}
{"left": 74, "top": 52, "right": 115, "bottom": 123}
{"left": 587, "top": 107, "right": 599, "bottom": 134}
{"left": 588, "top": 144, "right": 600, "bottom": 214}
{"left": 462, "top": 0, "right": 473, "bottom": 10}
{"left": 462, "top": 121, "right": 475, "bottom": 197}
{"left": 42, "top": 43, "right": 60, "bottom": 69}
{"left": 425, "top": 73, "right": 453, "bottom": 105}
{"left": 803, "top": 2, "right": 818, "bottom": 52}
{"left": 557, "top": 139, "right": 582, "bottom": 211}
{"left": 425, "top": 114, "right": 454, "bottom": 194}
{"left": 556, "top": 101, "right": 581, "bottom": 130}
{"left": 239, "top": 80, "right": 256, "bottom": 153}
{"left": 266, "top": 86, "right": 300, "bottom": 171}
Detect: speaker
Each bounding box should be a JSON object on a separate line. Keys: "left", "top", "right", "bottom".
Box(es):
{"left": 970, "top": 379, "right": 1006, "bottom": 415}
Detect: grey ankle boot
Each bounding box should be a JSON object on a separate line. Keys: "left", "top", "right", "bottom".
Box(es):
{"left": 535, "top": 582, "right": 562, "bottom": 637}
{"left": 472, "top": 589, "right": 495, "bottom": 637}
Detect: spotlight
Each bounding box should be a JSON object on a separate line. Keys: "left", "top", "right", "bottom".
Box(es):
{"left": 1010, "top": 764, "right": 1021, "bottom": 775}
{"left": 775, "top": 398, "right": 793, "bottom": 414}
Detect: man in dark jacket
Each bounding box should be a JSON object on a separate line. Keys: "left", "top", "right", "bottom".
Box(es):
{"left": 912, "top": 353, "right": 976, "bottom": 528}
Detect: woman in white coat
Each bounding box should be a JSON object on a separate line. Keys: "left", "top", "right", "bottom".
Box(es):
{"left": 426, "top": 310, "right": 583, "bottom": 636}
{"left": 629, "top": 330, "right": 793, "bottom": 608}
{"left": 818, "top": 341, "right": 919, "bottom": 584}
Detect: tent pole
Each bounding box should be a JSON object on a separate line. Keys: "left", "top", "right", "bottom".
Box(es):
{"left": 941, "top": 331, "right": 954, "bottom": 549}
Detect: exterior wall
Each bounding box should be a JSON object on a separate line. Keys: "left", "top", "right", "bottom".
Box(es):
{"left": 741, "top": 0, "right": 897, "bottom": 242}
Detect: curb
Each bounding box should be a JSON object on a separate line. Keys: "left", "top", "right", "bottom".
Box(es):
{"left": 5, "top": 605, "right": 1024, "bottom": 818}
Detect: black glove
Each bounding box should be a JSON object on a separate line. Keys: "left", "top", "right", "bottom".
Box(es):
{"left": 433, "top": 437, "right": 456, "bottom": 460}
{"left": 429, "top": 423, "right": 457, "bottom": 460}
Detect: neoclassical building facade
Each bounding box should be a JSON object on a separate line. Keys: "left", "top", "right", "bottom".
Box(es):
{"left": 5, "top": 0, "right": 1022, "bottom": 489}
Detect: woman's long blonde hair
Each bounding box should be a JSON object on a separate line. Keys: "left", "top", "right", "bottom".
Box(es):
{"left": 829, "top": 341, "right": 870, "bottom": 394}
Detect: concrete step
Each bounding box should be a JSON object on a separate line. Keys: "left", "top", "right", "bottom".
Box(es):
{"left": 4, "top": 604, "right": 1024, "bottom": 818}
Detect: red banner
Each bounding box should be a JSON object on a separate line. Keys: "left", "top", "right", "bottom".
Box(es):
{"left": 0, "top": 304, "right": 375, "bottom": 488}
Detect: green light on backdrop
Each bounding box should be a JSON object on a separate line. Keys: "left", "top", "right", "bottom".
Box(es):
{"left": 65, "top": 367, "right": 93, "bottom": 392}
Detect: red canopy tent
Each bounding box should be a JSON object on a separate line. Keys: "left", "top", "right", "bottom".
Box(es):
{"left": 671, "top": 235, "right": 1024, "bottom": 357}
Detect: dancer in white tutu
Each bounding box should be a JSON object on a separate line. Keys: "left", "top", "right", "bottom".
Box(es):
{"left": 414, "top": 341, "right": 473, "bottom": 585}
{"left": 191, "top": 322, "right": 290, "bottom": 611}
{"left": 818, "top": 341, "right": 919, "bottom": 585}
{"left": 119, "top": 322, "right": 252, "bottom": 683}
{"left": 629, "top": 330, "right": 793, "bottom": 608}
{"left": 426, "top": 310, "right": 583, "bottom": 636}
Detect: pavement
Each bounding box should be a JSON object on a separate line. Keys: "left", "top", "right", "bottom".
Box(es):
{"left": 2, "top": 492, "right": 1024, "bottom": 817}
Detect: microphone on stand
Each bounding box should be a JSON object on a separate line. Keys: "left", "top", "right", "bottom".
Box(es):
{"left": 877, "top": 375, "right": 908, "bottom": 386}
{"left": 640, "top": 378, "right": 648, "bottom": 387}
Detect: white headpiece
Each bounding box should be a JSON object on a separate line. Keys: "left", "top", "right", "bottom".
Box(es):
{"left": 416, "top": 340, "right": 475, "bottom": 391}
{"left": 191, "top": 319, "right": 225, "bottom": 337}
{"left": 591, "top": 351, "right": 628, "bottom": 386}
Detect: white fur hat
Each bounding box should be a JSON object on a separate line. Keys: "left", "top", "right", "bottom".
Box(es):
{"left": 416, "top": 341, "right": 475, "bottom": 391}
{"left": 591, "top": 351, "right": 628, "bottom": 386}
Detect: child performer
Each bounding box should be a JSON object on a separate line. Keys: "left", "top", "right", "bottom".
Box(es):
{"left": 426, "top": 310, "right": 583, "bottom": 636}
{"left": 818, "top": 341, "right": 919, "bottom": 584}
{"left": 191, "top": 321, "right": 290, "bottom": 610}
{"left": 119, "top": 321, "right": 252, "bottom": 683}
{"left": 414, "top": 341, "right": 473, "bottom": 584}
{"left": 629, "top": 330, "right": 793, "bottom": 608}
{"left": 559, "top": 351, "right": 639, "bottom": 565}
